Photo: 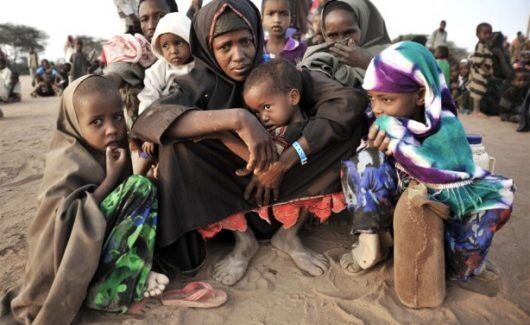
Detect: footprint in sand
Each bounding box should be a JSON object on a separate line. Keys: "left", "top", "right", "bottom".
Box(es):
{"left": 233, "top": 266, "right": 276, "bottom": 291}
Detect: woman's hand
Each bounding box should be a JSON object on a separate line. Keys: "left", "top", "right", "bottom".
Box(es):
{"left": 244, "top": 161, "right": 287, "bottom": 206}
{"left": 330, "top": 41, "right": 373, "bottom": 69}
{"left": 235, "top": 111, "right": 278, "bottom": 173}
{"left": 368, "top": 125, "right": 392, "bottom": 155}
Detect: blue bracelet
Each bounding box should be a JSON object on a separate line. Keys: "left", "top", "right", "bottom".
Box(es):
{"left": 292, "top": 141, "right": 308, "bottom": 165}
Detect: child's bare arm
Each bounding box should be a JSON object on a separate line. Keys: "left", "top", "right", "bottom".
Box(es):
{"left": 215, "top": 131, "right": 250, "bottom": 162}
{"left": 93, "top": 148, "right": 128, "bottom": 203}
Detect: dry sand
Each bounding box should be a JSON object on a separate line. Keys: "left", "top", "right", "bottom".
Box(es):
{"left": 1, "top": 76, "right": 529, "bottom": 324}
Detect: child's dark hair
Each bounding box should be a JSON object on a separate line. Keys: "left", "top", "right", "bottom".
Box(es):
{"left": 411, "top": 35, "right": 427, "bottom": 46}
{"left": 73, "top": 76, "right": 121, "bottom": 108}
{"left": 435, "top": 45, "right": 449, "bottom": 59}
{"left": 243, "top": 58, "right": 302, "bottom": 96}
{"left": 261, "top": 0, "right": 291, "bottom": 13}
{"left": 138, "top": 0, "right": 178, "bottom": 13}
{"left": 476, "top": 22, "right": 492, "bottom": 34}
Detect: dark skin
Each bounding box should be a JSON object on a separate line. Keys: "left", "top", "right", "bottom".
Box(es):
{"left": 262, "top": 0, "right": 291, "bottom": 57}
{"left": 105, "top": 0, "right": 171, "bottom": 87}
{"left": 367, "top": 88, "right": 426, "bottom": 155}
{"left": 139, "top": 0, "right": 171, "bottom": 42}
{"left": 76, "top": 93, "right": 128, "bottom": 203}
{"left": 163, "top": 29, "right": 312, "bottom": 206}
{"left": 324, "top": 9, "right": 372, "bottom": 70}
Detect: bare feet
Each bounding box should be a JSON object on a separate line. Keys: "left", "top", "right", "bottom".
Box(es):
{"left": 271, "top": 209, "right": 329, "bottom": 276}
{"left": 340, "top": 251, "right": 362, "bottom": 274}
{"left": 143, "top": 271, "right": 170, "bottom": 298}
{"left": 213, "top": 228, "right": 259, "bottom": 286}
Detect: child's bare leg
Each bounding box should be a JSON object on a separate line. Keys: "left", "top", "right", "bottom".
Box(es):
{"left": 271, "top": 209, "right": 329, "bottom": 276}
{"left": 143, "top": 271, "right": 170, "bottom": 298}
{"left": 213, "top": 227, "right": 259, "bottom": 286}
{"left": 472, "top": 98, "right": 486, "bottom": 116}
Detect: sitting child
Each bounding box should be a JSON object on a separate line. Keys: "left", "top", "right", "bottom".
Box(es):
{"left": 138, "top": 12, "right": 194, "bottom": 113}
{"left": 9, "top": 75, "right": 167, "bottom": 323}
{"left": 136, "top": 12, "right": 195, "bottom": 175}
{"left": 31, "top": 74, "right": 55, "bottom": 98}
{"left": 499, "top": 67, "right": 529, "bottom": 122}
{"left": 340, "top": 41, "right": 515, "bottom": 281}
{"left": 0, "top": 58, "right": 21, "bottom": 103}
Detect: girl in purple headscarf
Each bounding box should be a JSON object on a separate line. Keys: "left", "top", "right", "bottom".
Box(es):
{"left": 340, "top": 41, "right": 514, "bottom": 281}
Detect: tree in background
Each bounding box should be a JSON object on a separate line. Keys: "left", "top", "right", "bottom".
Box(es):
{"left": 0, "top": 23, "right": 48, "bottom": 61}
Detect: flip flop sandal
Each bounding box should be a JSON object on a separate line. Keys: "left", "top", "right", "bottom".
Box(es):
{"left": 161, "top": 281, "right": 227, "bottom": 308}
{"left": 127, "top": 298, "right": 148, "bottom": 315}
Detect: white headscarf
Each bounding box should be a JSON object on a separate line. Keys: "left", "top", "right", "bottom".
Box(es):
{"left": 151, "top": 12, "right": 192, "bottom": 61}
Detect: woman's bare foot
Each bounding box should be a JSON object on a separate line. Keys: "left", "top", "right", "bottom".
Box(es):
{"left": 213, "top": 228, "right": 259, "bottom": 286}
{"left": 271, "top": 209, "right": 329, "bottom": 276}
{"left": 143, "top": 271, "right": 170, "bottom": 298}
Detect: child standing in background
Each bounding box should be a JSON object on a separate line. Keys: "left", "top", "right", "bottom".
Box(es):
{"left": 262, "top": 0, "right": 307, "bottom": 65}
{"left": 434, "top": 45, "right": 451, "bottom": 85}
{"left": 70, "top": 38, "right": 90, "bottom": 81}
{"left": 468, "top": 23, "right": 493, "bottom": 115}
{"left": 454, "top": 59, "right": 471, "bottom": 113}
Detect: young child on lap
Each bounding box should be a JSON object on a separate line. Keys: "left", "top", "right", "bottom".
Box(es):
{"left": 200, "top": 59, "right": 346, "bottom": 277}
{"left": 136, "top": 12, "right": 194, "bottom": 175}
{"left": 340, "top": 41, "right": 515, "bottom": 281}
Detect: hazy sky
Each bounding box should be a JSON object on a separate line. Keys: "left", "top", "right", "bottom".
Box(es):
{"left": 1, "top": 0, "right": 529, "bottom": 61}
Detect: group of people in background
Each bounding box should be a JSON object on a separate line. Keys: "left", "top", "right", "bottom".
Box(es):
{"left": 419, "top": 20, "right": 530, "bottom": 132}
{"left": 28, "top": 36, "right": 105, "bottom": 98}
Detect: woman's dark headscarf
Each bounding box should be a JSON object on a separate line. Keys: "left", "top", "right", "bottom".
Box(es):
{"left": 190, "top": 0, "right": 264, "bottom": 86}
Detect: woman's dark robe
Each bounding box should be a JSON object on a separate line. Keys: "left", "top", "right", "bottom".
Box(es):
{"left": 132, "top": 0, "right": 368, "bottom": 273}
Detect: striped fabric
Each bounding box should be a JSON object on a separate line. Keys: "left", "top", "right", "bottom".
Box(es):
{"left": 468, "top": 43, "right": 493, "bottom": 100}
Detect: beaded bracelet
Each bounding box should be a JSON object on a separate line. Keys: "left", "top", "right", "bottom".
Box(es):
{"left": 292, "top": 141, "right": 308, "bottom": 165}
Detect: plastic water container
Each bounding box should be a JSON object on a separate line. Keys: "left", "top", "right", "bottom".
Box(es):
{"left": 466, "top": 134, "right": 496, "bottom": 172}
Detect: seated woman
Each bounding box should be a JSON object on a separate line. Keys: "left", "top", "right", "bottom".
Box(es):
{"left": 131, "top": 0, "right": 367, "bottom": 286}
{"left": 0, "top": 58, "right": 22, "bottom": 103}
{"left": 300, "top": 0, "right": 390, "bottom": 88}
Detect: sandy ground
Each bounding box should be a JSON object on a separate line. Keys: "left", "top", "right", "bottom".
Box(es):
{"left": 1, "top": 76, "right": 529, "bottom": 324}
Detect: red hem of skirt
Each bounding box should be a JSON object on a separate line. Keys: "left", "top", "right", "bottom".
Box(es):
{"left": 198, "top": 192, "right": 346, "bottom": 239}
